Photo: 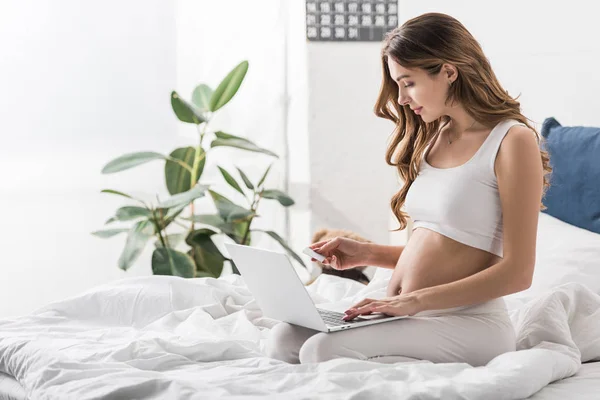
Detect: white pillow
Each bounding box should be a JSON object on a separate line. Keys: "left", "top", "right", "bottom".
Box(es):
{"left": 526, "top": 211, "right": 600, "bottom": 295}
{"left": 371, "top": 212, "right": 600, "bottom": 298}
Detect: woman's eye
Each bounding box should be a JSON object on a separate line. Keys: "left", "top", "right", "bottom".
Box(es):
{"left": 403, "top": 83, "right": 414, "bottom": 88}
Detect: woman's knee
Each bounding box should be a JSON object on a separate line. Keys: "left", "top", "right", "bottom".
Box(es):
{"left": 299, "top": 332, "right": 343, "bottom": 364}
{"left": 264, "top": 323, "right": 296, "bottom": 363}
{"left": 265, "top": 322, "right": 317, "bottom": 364}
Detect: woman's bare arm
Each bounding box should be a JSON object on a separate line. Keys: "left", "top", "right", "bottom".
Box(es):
{"left": 363, "top": 243, "right": 405, "bottom": 269}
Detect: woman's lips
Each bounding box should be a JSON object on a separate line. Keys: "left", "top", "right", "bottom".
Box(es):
{"left": 414, "top": 107, "right": 423, "bottom": 115}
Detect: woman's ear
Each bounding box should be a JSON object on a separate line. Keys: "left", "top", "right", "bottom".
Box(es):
{"left": 442, "top": 63, "right": 458, "bottom": 83}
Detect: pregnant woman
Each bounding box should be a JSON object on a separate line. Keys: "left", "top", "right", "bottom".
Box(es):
{"left": 265, "top": 12, "right": 551, "bottom": 366}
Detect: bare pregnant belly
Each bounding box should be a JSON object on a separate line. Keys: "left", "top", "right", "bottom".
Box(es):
{"left": 386, "top": 227, "right": 502, "bottom": 297}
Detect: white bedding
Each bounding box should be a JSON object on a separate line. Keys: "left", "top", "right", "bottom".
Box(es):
{"left": 0, "top": 372, "right": 26, "bottom": 400}
{"left": 529, "top": 361, "right": 600, "bottom": 400}
{"left": 0, "top": 272, "right": 599, "bottom": 400}
{"left": 2, "top": 212, "right": 600, "bottom": 399}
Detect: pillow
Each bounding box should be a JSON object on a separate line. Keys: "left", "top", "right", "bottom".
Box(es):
{"left": 540, "top": 117, "right": 600, "bottom": 235}
{"left": 505, "top": 211, "right": 600, "bottom": 308}
{"left": 527, "top": 211, "right": 600, "bottom": 294}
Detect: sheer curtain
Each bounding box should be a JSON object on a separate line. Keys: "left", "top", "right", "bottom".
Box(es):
{"left": 175, "top": 0, "right": 311, "bottom": 276}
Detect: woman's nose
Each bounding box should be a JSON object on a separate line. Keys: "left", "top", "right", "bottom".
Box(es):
{"left": 398, "top": 94, "right": 410, "bottom": 106}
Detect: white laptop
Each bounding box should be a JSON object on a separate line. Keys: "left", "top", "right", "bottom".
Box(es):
{"left": 224, "top": 243, "right": 407, "bottom": 333}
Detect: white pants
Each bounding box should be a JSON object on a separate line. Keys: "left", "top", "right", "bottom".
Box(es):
{"left": 264, "top": 297, "right": 516, "bottom": 367}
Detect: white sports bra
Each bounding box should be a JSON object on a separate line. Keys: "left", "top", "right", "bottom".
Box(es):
{"left": 404, "top": 119, "right": 527, "bottom": 258}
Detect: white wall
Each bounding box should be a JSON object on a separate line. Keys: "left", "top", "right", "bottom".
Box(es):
{"left": 302, "top": 0, "right": 600, "bottom": 248}
{"left": 389, "top": 0, "right": 600, "bottom": 243}
{"left": 0, "top": 0, "right": 178, "bottom": 318}
{"left": 2, "top": 0, "right": 599, "bottom": 318}
{"left": 398, "top": 0, "right": 600, "bottom": 128}
{"left": 307, "top": 43, "right": 399, "bottom": 245}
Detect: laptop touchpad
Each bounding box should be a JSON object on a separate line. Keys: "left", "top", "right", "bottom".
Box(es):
{"left": 357, "top": 313, "right": 395, "bottom": 320}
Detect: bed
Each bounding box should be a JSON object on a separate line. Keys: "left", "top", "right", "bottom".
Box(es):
{"left": 0, "top": 209, "right": 599, "bottom": 399}
{"left": 2, "top": 117, "right": 600, "bottom": 399}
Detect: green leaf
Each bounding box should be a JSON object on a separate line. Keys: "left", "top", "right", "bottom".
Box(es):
{"left": 257, "top": 164, "right": 273, "bottom": 188}
{"left": 171, "top": 91, "right": 206, "bottom": 124}
{"left": 100, "top": 189, "right": 137, "bottom": 202}
{"left": 211, "top": 132, "right": 278, "bottom": 158}
{"left": 211, "top": 138, "right": 279, "bottom": 158}
{"left": 186, "top": 227, "right": 218, "bottom": 240}
{"left": 152, "top": 247, "right": 196, "bottom": 278}
{"left": 158, "top": 184, "right": 209, "bottom": 209}
{"left": 213, "top": 131, "right": 246, "bottom": 140}
{"left": 255, "top": 229, "right": 306, "bottom": 268}
{"left": 192, "top": 84, "right": 213, "bottom": 111}
{"left": 114, "top": 206, "right": 153, "bottom": 221}
{"left": 228, "top": 259, "right": 240, "bottom": 275}
{"left": 165, "top": 147, "right": 205, "bottom": 195}
{"left": 186, "top": 229, "right": 226, "bottom": 277}
{"left": 182, "top": 214, "right": 239, "bottom": 237}
{"left": 102, "top": 152, "right": 167, "bottom": 174}
{"left": 118, "top": 220, "right": 154, "bottom": 270}
{"left": 261, "top": 189, "right": 295, "bottom": 207}
{"left": 209, "top": 190, "right": 254, "bottom": 222}
{"left": 183, "top": 213, "right": 226, "bottom": 225}
{"left": 209, "top": 61, "right": 249, "bottom": 112}
{"left": 218, "top": 166, "right": 245, "bottom": 196}
{"left": 218, "top": 220, "right": 250, "bottom": 244}
{"left": 236, "top": 167, "right": 254, "bottom": 190}
{"left": 91, "top": 228, "right": 129, "bottom": 238}
{"left": 149, "top": 204, "right": 187, "bottom": 232}
{"left": 154, "top": 233, "right": 186, "bottom": 248}
{"left": 164, "top": 203, "right": 188, "bottom": 220}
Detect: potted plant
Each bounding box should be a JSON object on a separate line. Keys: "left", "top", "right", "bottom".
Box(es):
{"left": 92, "top": 61, "right": 305, "bottom": 278}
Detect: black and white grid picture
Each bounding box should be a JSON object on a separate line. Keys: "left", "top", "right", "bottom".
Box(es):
{"left": 306, "top": 0, "right": 398, "bottom": 42}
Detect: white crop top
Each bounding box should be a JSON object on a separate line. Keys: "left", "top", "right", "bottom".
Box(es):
{"left": 404, "top": 119, "right": 526, "bottom": 258}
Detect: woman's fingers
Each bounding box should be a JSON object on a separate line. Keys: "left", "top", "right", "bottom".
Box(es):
{"left": 343, "top": 300, "right": 383, "bottom": 320}
{"left": 310, "top": 240, "right": 329, "bottom": 250}
{"left": 317, "top": 237, "right": 341, "bottom": 253}
{"left": 331, "top": 255, "right": 338, "bottom": 269}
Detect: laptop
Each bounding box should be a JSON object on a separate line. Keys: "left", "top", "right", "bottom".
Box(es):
{"left": 224, "top": 243, "right": 408, "bottom": 333}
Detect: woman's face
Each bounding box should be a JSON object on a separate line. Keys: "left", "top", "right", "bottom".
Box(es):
{"left": 387, "top": 58, "right": 455, "bottom": 123}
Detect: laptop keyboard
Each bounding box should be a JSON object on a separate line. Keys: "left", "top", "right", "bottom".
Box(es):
{"left": 317, "top": 308, "right": 360, "bottom": 326}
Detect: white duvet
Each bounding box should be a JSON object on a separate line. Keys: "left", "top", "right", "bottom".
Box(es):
{"left": 1, "top": 270, "right": 600, "bottom": 400}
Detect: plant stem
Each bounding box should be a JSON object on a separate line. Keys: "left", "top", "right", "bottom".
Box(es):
{"left": 240, "top": 190, "right": 262, "bottom": 245}
{"left": 153, "top": 195, "right": 171, "bottom": 249}
{"left": 151, "top": 208, "right": 167, "bottom": 248}
{"left": 189, "top": 117, "right": 211, "bottom": 233}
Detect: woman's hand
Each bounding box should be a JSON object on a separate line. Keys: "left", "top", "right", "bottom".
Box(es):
{"left": 342, "top": 293, "right": 423, "bottom": 321}
{"left": 309, "top": 237, "right": 369, "bottom": 271}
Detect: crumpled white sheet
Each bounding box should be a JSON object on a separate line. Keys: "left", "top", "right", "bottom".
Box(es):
{"left": 0, "top": 272, "right": 599, "bottom": 400}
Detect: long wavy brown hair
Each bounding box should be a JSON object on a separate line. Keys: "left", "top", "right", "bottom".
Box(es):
{"left": 375, "top": 13, "right": 552, "bottom": 232}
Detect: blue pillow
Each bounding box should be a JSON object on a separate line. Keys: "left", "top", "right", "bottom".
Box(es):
{"left": 540, "top": 117, "right": 600, "bottom": 235}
